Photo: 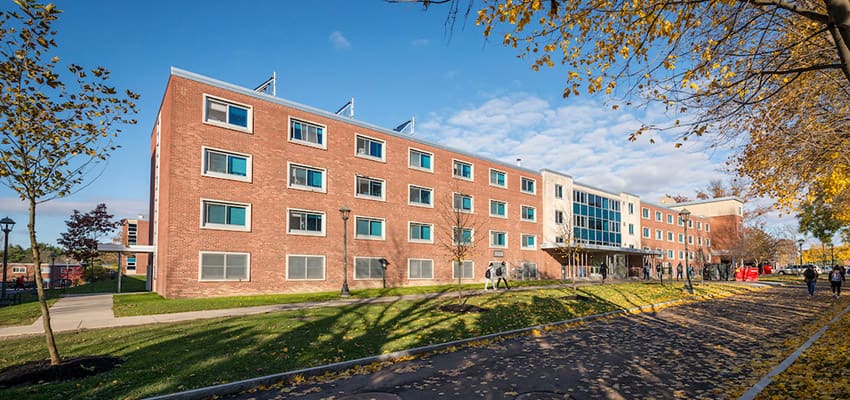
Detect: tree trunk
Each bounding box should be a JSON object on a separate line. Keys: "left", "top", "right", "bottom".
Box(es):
{"left": 826, "top": 0, "right": 850, "bottom": 84}
{"left": 29, "top": 198, "right": 61, "bottom": 365}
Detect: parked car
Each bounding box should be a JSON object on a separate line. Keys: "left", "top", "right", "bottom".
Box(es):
{"left": 777, "top": 265, "right": 817, "bottom": 275}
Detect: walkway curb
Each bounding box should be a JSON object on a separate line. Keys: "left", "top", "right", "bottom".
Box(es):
{"left": 143, "top": 286, "right": 758, "bottom": 400}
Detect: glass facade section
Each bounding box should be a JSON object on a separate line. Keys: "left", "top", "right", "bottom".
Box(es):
{"left": 571, "top": 190, "right": 622, "bottom": 246}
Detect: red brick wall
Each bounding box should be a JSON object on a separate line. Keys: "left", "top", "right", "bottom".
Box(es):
{"left": 639, "top": 203, "right": 711, "bottom": 267}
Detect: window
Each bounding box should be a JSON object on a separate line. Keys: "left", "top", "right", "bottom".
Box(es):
{"left": 628, "top": 223, "right": 634, "bottom": 235}
{"left": 628, "top": 203, "right": 634, "bottom": 215}
{"left": 127, "top": 223, "right": 138, "bottom": 245}
{"left": 678, "top": 233, "right": 684, "bottom": 243}
{"left": 642, "top": 208, "right": 649, "bottom": 219}
{"left": 205, "top": 96, "right": 250, "bottom": 131}
{"left": 409, "top": 222, "right": 433, "bottom": 243}
{"left": 679, "top": 251, "right": 685, "bottom": 260}
{"left": 12, "top": 266, "right": 26, "bottom": 273}
{"left": 688, "top": 235, "right": 693, "bottom": 244}
{"left": 202, "top": 200, "right": 249, "bottom": 231}
{"left": 409, "top": 148, "right": 432, "bottom": 171}
{"left": 696, "top": 221, "right": 702, "bottom": 230}
{"left": 555, "top": 210, "right": 565, "bottom": 224}
{"left": 489, "top": 169, "right": 506, "bottom": 187}
{"left": 355, "top": 135, "right": 384, "bottom": 160}
{"left": 521, "top": 234, "right": 536, "bottom": 249}
{"left": 354, "top": 257, "right": 385, "bottom": 280}
{"left": 453, "top": 227, "right": 473, "bottom": 245}
{"left": 203, "top": 148, "right": 250, "bottom": 181}
{"left": 655, "top": 211, "right": 662, "bottom": 221}
{"left": 555, "top": 184, "right": 563, "bottom": 199}
{"left": 409, "top": 185, "right": 433, "bottom": 207}
{"left": 705, "top": 223, "right": 711, "bottom": 232}
{"left": 667, "top": 214, "right": 673, "bottom": 224}
{"left": 642, "top": 227, "right": 650, "bottom": 238}
{"left": 126, "top": 256, "right": 137, "bottom": 271}
{"left": 655, "top": 229, "right": 663, "bottom": 240}
{"left": 521, "top": 205, "right": 536, "bottom": 222}
{"left": 667, "top": 232, "right": 674, "bottom": 242}
{"left": 288, "top": 209, "right": 324, "bottom": 235}
{"left": 409, "top": 259, "right": 434, "bottom": 279}
{"left": 355, "top": 217, "right": 384, "bottom": 240}
{"left": 668, "top": 250, "right": 675, "bottom": 259}
{"left": 355, "top": 176, "right": 384, "bottom": 200}
{"left": 453, "top": 160, "right": 473, "bottom": 179}
{"left": 490, "top": 231, "right": 507, "bottom": 248}
{"left": 521, "top": 177, "right": 536, "bottom": 194}
{"left": 452, "top": 260, "right": 474, "bottom": 279}
{"left": 288, "top": 163, "right": 325, "bottom": 191}
{"left": 199, "top": 252, "right": 249, "bottom": 281}
{"left": 698, "top": 237, "right": 702, "bottom": 245}
{"left": 707, "top": 238, "right": 711, "bottom": 247}
{"left": 287, "top": 255, "right": 325, "bottom": 280}
{"left": 490, "top": 200, "right": 507, "bottom": 218}
{"left": 453, "top": 193, "right": 473, "bottom": 212}
{"left": 555, "top": 236, "right": 565, "bottom": 244}
{"left": 289, "top": 118, "right": 325, "bottom": 147}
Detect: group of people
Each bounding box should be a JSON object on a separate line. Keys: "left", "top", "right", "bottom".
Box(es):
{"left": 641, "top": 262, "right": 695, "bottom": 281}
{"left": 484, "top": 261, "right": 510, "bottom": 291}
{"left": 803, "top": 264, "right": 846, "bottom": 298}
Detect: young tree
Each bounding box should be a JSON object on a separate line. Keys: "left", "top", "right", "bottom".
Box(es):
{"left": 57, "top": 203, "right": 120, "bottom": 277}
{"left": 0, "top": 2, "right": 137, "bottom": 365}
{"left": 438, "top": 188, "right": 484, "bottom": 305}
{"left": 551, "top": 209, "right": 583, "bottom": 297}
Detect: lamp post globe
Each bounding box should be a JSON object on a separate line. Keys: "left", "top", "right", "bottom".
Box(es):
{"left": 0, "top": 216, "right": 16, "bottom": 301}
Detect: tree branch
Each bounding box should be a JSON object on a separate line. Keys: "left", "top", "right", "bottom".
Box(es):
{"left": 744, "top": 0, "right": 829, "bottom": 24}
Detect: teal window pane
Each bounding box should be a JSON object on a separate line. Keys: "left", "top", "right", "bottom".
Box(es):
{"left": 356, "top": 219, "right": 369, "bottom": 235}
{"left": 316, "top": 127, "right": 323, "bottom": 144}
{"left": 462, "top": 197, "right": 471, "bottom": 209}
{"left": 207, "top": 204, "right": 226, "bottom": 224}
{"left": 371, "top": 220, "right": 382, "bottom": 236}
{"left": 370, "top": 142, "right": 382, "bottom": 157}
{"left": 421, "top": 190, "right": 430, "bottom": 204}
{"left": 307, "top": 170, "right": 322, "bottom": 187}
{"left": 227, "top": 206, "right": 246, "bottom": 226}
{"left": 421, "top": 154, "right": 430, "bottom": 168}
{"left": 229, "top": 106, "right": 248, "bottom": 127}
{"left": 422, "top": 225, "right": 431, "bottom": 239}
{"left": 228, "top": 156, "right": 247, "bottom": 176}
{"left": 462, "top": 230, "right": 472, "bottom": 243}
{"left": 292, "top": 121, "right": 302, "bottom": 139}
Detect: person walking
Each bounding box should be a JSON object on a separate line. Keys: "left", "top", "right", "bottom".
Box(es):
{"left": 676, "top": 262, "right": 683, "bottom": 281}
{"left": 484, "top": 262, "right": 496, "bottom": 291}
{"left": 600, "top": 262, "right": 608, "bottom": 283}
{"left": 829, "top": 265, "right": 843, "bottom": 298}
{"left": 803, "top": 264, "right": 818, "bottom": 297}
{"left": 495, "top": 261, "right": 510, "bottom": 290}
{"left": 643, "top": 262, "right": 650, "bottom": 280}
{"left": 656, "top": 263, "right": 663, "bottom": 284}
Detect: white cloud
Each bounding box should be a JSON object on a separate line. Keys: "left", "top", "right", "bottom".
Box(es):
{"left": 410, "top": 38, "right": 430, "bottom": 47}
{"left": 329, "top": 31, "right": 352, "bottom": 50}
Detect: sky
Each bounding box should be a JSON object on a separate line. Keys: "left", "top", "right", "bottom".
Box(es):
{"left": 0, "top": 0, "right": 797, "bottom": 248}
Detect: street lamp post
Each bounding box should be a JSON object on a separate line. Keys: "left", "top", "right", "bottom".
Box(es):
{"left": 339, "top": 207, "right": 351, "bottom": 297}
{"left": 0, "top": 217, "right": 15, "bottom": 301}
{"left": 679, "top": 209, "right": 693, "bottom": 294}
{"left": 829, "top": 242, "right": 834, "bottom": 267}
{"left": 379, "top": 258, "right": 389, "bottom": 289}
{"left": 797, "top": 239, "right": 804, "bottom": 265}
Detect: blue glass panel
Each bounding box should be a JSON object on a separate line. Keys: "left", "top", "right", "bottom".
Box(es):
{"left": 356, "top": 219, "right": 369, "bottom": 235}
{"left": 421, "top": 190, "right": 431, "bottom": 204}
{"left": 370, "top": 142, "right": 382, "bottom": 158}
{"left": 127, "top": 256, "right": 136, "bottom": 263}
{"left": 207, "top": 204, "right": 226, "bottom": 224}
{"left": 228, "top": 206, "right": 246, "bottom": 226}
{"left": 229, "top": 106, "right": 248, "bottom": 127}
{"left": 371, "top": 220, "right": 382, "bottom": 236}
{"left": 421, "top": 154, "right": 431, "bottom": 168}
{"left": 292, "top": 122, "right": 302, "bottom": 139}
{"left": 603, "top": 232, "right": 610, "bottom": 243}
{"left": 463, "top": 164, "right": 471, "bottom": 177}
{"left": 462, "top": 230, "right": 472, "bottom": 242}
{"left": 316, "top": 127, "right": 323, "bottom": 144}
{"left": 615, "top": 233, "right": 622, "bottom": 244}
{"left": 228, "top": 156, "right": 247, "bottom": 176}
{"left": 602, "top": 198, "right": 609, "bottom": 209}
{"left": 422, "top": 225, "right": 431, "bottom": 239}
{"left": 307, "top": 170, "right": 322, "bottom": 187}
{"left": 462, "top": 197, "right": 471, "bottom": 209}
{"left": 573, "top": 203, "right": 580, "bottom": 214}
{"left": 581, "top": 204, "right": 588, "bottom": 215}
{"left": 574, "top": 227, "right": 581, "bottom": 238}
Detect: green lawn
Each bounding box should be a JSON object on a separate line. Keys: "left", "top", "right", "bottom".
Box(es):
{"left": 113, "top": 279, "right": 563, "bottom": 317}
{"left": 0, "top": 291, "right": 59, "bottom": 326}
{"left": 0, "top": 282, "right": 754, "bottom": 399}
{"left": 63, "top": 275, "right": 147, "bottom": 294}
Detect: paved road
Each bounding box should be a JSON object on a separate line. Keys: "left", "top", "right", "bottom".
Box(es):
{"left": 230, "top": 285, "right": 846, "bottom": 400}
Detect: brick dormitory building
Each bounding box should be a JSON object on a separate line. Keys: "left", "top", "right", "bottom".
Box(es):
{"left": 144, "top": 68, "right": 744, "bottom": 299}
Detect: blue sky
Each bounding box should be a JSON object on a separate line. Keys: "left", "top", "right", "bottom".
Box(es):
{"left": 0, "top": 0, "right": 795, "bottom": 247}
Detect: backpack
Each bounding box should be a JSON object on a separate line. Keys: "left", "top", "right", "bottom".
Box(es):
{"left": 485, "top": 268, "right": 491, "bottom": 279}
{"left": 831, "top": 271, "right": 842, "bottom": 282}
{"left": 804, "top": 268, "right": 816, "bottom": 280}
{"left": 496, "top": 266, "right": 503, "bottom": 276}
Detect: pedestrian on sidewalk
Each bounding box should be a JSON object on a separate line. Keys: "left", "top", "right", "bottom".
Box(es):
{"left": 656, "top": 263, "right": 663, "bottom": 284}
{"left": 803, "top": 264, "right": 818, "bottom": 297}
{"left": 495, "top": 261, "right": 510, "bottom": 290}
{"left": 676, "top": 262, "right": 683, "bottom": 281}
{"left": 643, "top": 262, "right": 650, "bottom": 280}
{"left": 484, "top": 262, "right": 496, "bottom": 291}
{"left": 600, "top": 262, "right": 608, "bottom": 283}
{"left": 829, "top": 266, "right": 843, "bottom": 298}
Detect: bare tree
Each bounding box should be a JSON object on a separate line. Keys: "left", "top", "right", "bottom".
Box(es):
{"left": 551, "top": 212, "right": 584, "bottom": 297}
{"left": 437, "top": 186, "right": 485, "bottom": 305}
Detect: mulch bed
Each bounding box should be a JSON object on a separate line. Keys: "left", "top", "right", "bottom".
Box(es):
{"left": 0, "top": 356, "right": 121, "bottom": 388}
{"left": 559, "top": 294, "right": 591, "bottom": 301}
{"left": 438, "top": 304, "right": 489, "bottom": 313}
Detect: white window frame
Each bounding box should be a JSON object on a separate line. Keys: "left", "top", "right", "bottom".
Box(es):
{"left": 668, "top": 250, "right": 675, "bottom": 259}
{"left": 655, "top": 229, "right": 663, "bottom": 240}
{"left": 555, "top": 210, "right": 565, "bottom": 224}
{"left": 126, "top": 256, "right": 137, "bottom": 270}
{"left": 453, "top": 227, "right": 474, "bottom": 245}
{"left": 705, "top": 223, "right": 711, "bottom": 232}
{"left": 678, "top": 233, "right": 685, "bottom": 243}
{"left": 354, "top": 257, "right": 386, "bottom": 280}
{"left": 489, "top": 168, "right": 507, "bottom": 188}
{"left": 408, "top": 184, "right": 434, "bottom": 208}
{"left": 489, "top": 199, "right": 507, "bottom": 218}
{"left": 200, "top": 198, "right": 251, "bottom": 232}
{"left": 555, "top": 184, "right": 563, "bottom": 199}
{"left": 667, "top": 231, "right": 674, "bottom": 242}
{"left": 12, "top": 266, "right": 26, "bottom": 273}
{"left": 408, "top": 221, "right": 434, "bottom": 244}
{"left": 354, "top": 175, "right": 386, "bottom": 201}
{"left": 655, "top": 211, "right": 662, "bottom": 222}
{"left": 679, "top": 250, "right": 685, "bottom": 260}
{"left": 287, "top": 162, "right": 327, "bottom": 193}
{"left": 355, "top": 216, "right": 386, "bottom": 240}
{"left": 490, "top": 230, "right": 508, "bottom": 248}
{"left": 667, "top": 214, "right": 674, "bottom": 224}
{"left": 520, "top": 177, "right": 536, "bottom": 194}
{"left": 521, "top": 205, "right": 537, "bottom": 222}
{"left": 628, "top": 203, "right": 635, "bottom": 215}
{"left": 642, "top": 227, "right": 650, "bottom": 238}
{"left": 642, "top": 207, "right": 650, "bottom": 219}
{"left": 453, "top": 192, "right": 474, "bottom": 213}
{"left": 198, "top": 251, "right": 250, "bottom": 282}
{"left": 521, "top": 234, "right": 537, "bottom": 250}
{"left": 355, "top": 134, "right": 386, "bottom": 162}
{"left": 287, "top": 116, "right": 327, "bottom": 149}
{"left": 203, "top": 95, "right": 252, "bottom": 133}
{"left": 408, "top": 258, "right": 434, "bottom": 280}
{"left": 286, "top": 254, "right": 326, "bottom": 281}
{"left": 452, "top": 159, "right": 474, "bottom": 181}
{"left": 451, "top": 260, "right": 474, "bottom": 280}
{"left": 408, "top": 147, "right": 434, "bottom": 173}
{"left": 287, "top": 208, "right": 326, "bottom": 237}
{"left": 201, "top": 146, "right": 252, "bottom": 183}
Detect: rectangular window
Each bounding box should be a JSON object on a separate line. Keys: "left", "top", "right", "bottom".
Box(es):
{"left": 696, "top": 221, "right": 702, "bottom": 230}
{"left": 453, "top": 160, "right": 473, "bottom": 180}
{"left": 642, "top": 227, "right": 650, "bottom": 238}
{"left": 705, "top": 223, "right": 711, "bottom": 232}
{"left": 205, "top": 96, "right": 250, "bottom": 131}
{"left": 355, "top": 135, "right": 384, "bottom": 160}
{"left": 408, "top": 259, "right": 434, "bottom": 279}
{"left": 628, "top": 203, "right": 634, "bottom": 215}
{"left": 628, "top": 223, "right": 634, "bottom": 235}
{"left": 555, "top": 184, "right": 563, "bottom": 199}
{"left": 521, "top": 205, "right": 536, "bottom": 222}
{"left": 490, "top": 200, "right": 507, "bottom": 218}
{"left": 409, "top": 148, "right": 433, "bottom": 171}
{"left": 667, "top": 232, "right": 674, "bottom": 242}
{"left": 409, "top": 185, "right": 433, "bottom": 207}
{"left": 521, "top": 234, "right": 536, "bottom": 249}
{"left": 655, "top": 211, "right": 662, "bottom": 221}
{"left": 453, "top": 193, "right": 473, "bottom": 212}
{"left": 126, "top": 256, "right": 137, "bottom": 271}
{"left": 521, "top": 177, "right": 536, "bottom": 194}
{"left": 289, "top": 118, "right": 325, "bottom": 147}
{"left": 453, "top": 227, "right": 473, "bottom": 245}
{"left": 409, "top": 222, "right": 433, "bottom": 243}
{"left": 679, "top": 251, "right": 685, "bottom": 260}
{"left": 199, "top": 252, "right": 249, "bottom": 281}
{"left": 555, "top": 210, "right": 564, "bottom": 224}
{"left": 355, "top": 176, "right": 384, "bottom": 200}
{"left": 287, "top": 255, "right": 325, "bottom": 280}
{"left": 354, "top": 257, "right": 385, "bottom": 280}
{"left": 288, "top": 209, "right": 325, "bottom": 235}
{"left": 203, "top": 148, "right": 250, "bottom": 181}
{"left": 355, "top": 217, "right": 384, "bottom": 240}
{"left": 288, "top": 163, "right": 325, "bottom": 191}
{"left": 489, "top": 169, "right": 506, "bottom": 187}
{"left": 127, "top": 223, "right": 138, "bottom": 245}
{"left": 668, "top": 250, "right": 675, "bottom": 259}
{"left": 678, "top": 233, "right": 685, "bottom": 243}
{"left": 688, "top": 235, "right": 693, "bottom": 244}
{"left": 490, "top": 231, "right": 507, "bottom": 248}
{"left": 707, "top": 238, "right": 711, "bottom": 246}
{"left": 642, "top": 208, "right": 649, "bottom": 219}
{"left": 12, "top": 266, "right": 26, "bottom": 273}
{"left": 655, "top": 229, "right": 663, "bottom": 240}
{"left": 202, "top": 200, "right": 249, "bottom": 231}
{"left": 698, "top": 237, "right": 702, "bottom": 245}
{"left": 452, "top": 260, "right": 474, "bottom": 279}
